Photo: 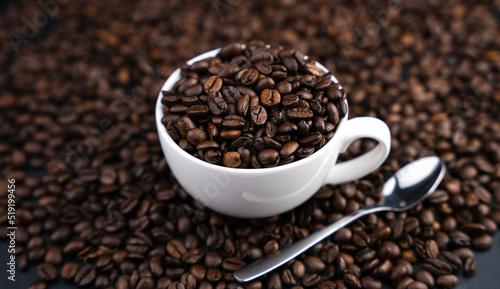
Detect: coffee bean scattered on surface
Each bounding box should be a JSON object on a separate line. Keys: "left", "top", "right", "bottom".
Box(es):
{"left": 0, "top": 1, "right": 499, "bottom": 289}
{"left": 161, "top": 42, "right": 347, "bottom": 168}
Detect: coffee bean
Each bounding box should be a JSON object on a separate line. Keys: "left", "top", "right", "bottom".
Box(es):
{"left": 44, "top": 246, "right": 63, "bottom": 265}
{"left": 137, "top": 277, "right": 155, "bottom": 289}
{"left": 74, "top": 265, "right": 97, "bottom": 286}
{"left": 50, "top": 225, "right": 72, "bottom": 243}
{"left": 222, "top": 151, "right": 241, "bottom": 168}
{"left": 222, "top": 257, "right": 245, "bottom": 271}
{"left": 438, "top": 251, "right": 462, "bottom": 272}
{"left": 256, "top": 62, "right": 272, "bottom": 75}
{"left": 206, "top": 269, "right": 222, "bottom": 282}
{"left": 61, "top": 262, "right": 79, "bottom": 280}
{"left": 448, "top": 230, "right": 470, "bottom": 247}
{"left": 372, "top": 259, "right": 392, "bottom": 278}
{"left": 37, "top": 263, "right": 58, "bottom": 281}
{"left": 407, "top": 281, "right": 428, "bottom": 289}
{"left": 183, "top": 248, "right": 204, "bottom": 264}
{"left": 259, "top": 89, "right": 280, "bottom": 108}
{"left": 222, "top": 86, "right": 242, "bottom": 104}
{"left": 435, "top": 275, "right": 458, "bottom": 289}
{"left": 266, "top": 272, "right": 282, "bottom": 289}
{"left": 422, "top": 258, "right": 452, "bottom": 276}
{"left": 222, "top": 115, "right": 246, "bottom": 129}
{"left": 344, "top": 271, "right": 362, "bottom": 289}
{"left": 167, "top": 240, "right": 187, "bottom": 259}
{"left": 257, "top": 149, "right": 279, "bottom": 167}
{"left": 464, "top": 257, "right": 477, "bottom": 276}
{"left": 299, "top": 132, "right": 323, "bottom": 147}
{"left": 302, "top": 273, "right": 321, "bottom": 287}
{"left": 389, "top": 263, "right": 408, "bottom": 285}
{"left": 472, "top": 233, "right": 493, "bottom": 250}
{"left": 415, "top": 270, "right": 434, "bottom": 287}
{"left": 361, "top": 276, "right": 382, "bottom": 289}
{"left": 303, "top": 256, "right": 325, "bottom": 273}
{"left": 209, "top": 96, "right": 228, "bottom": 116}
{"left": 204, "top": 76, "right": 223, "bottom": 94}
{"left": 239, "top": 68, "right": 259, "bottom": 86}
{"left": 286, "top": 107, "right": 314, "bottom": 120}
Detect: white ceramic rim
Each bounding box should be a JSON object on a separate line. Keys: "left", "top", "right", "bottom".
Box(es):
{"left": 155, "top": 47, "right": 349, "bottom": 176}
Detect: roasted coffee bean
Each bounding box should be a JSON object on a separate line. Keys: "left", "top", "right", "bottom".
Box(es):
{"left": 259, "top": 89, "right": 280, "bottom": 108}
{"left": 74, "top": 265, "right": 97, "bottom": 286}
{"left": 167, "top": 240, "right": 187, "bottom": 259}
{"left": 37, "top": 263, "right": 58, "bottom": 281}
{"left": 372, "top": 259, "right": 392, "bottom": 278}
{"left": 218, "top": 65, "right": 240, "bottom": 79}
{"left": 361, "top": 276, "right": 382, "bottom": 289}
{"left": 464, "top": 257, "right": 477, "bottom": 276}
{"left": 209, "top": 96, "right": 228, "bottom": 116}
{"left": 240, "top": 68, "right": 259, "bottom": 86}
{"left": 222, "top": 86, "right": 242, "bottom": 104}
{"left": 342, "top": 271, "right": 361, "bottom": 288}
{"left": 186, "top": 128, "right": 208, "bottom": 147}
{"left": 183, "top": 248, "right": 204, "bottom": 264}
{"left": 448, "top": 230, "right": 470, "bottom": 247}
{"left": 222, "top": 151, "right": 241, "bottom": 168}
{"left": 257, "top": 149, "right": 279, "bottom": 167}
{"left": 236, "top": 95, "right": 250, "bottom": 117}
{"left": 61, "top": 263, "right": 79, "bottom": 280}
{"left": 222, "top": 257, "right": 245, "bottom": 271}
{"left": 415, "top": 270, "right": 434, "bottom": 287}
{"left": 355, "top": 248, "right": 376, "bottom": 264}
{"left": 302, "top": 273, "right": 321, "bottom": 287}
{"left": 472, "top": 234, "right": 493, "bottom": 250}
{"left": 204, "top": 76, "right": 223, "bottom": 94}
{"left": 407, "top": 281, "right": 428, "bottom": 289}
{"left": 187, "top": 104, "right": 210, "bottom": 118}
{"left": 222, "top": 115, "right": 246, "bottom": 129}
{"left": 438, "top": 251, "right": 462, "bottom": 272}
{"left": 378, "top": 241, "right": 401, "bottom": 259}
{"left": 304, "top": 256, "right": 325, "bottom": 274}
{"left": 422, "top": 258, "right": 452, "bottom": 276}
{"left": 389, "top": 263, "right": 408, "bottom": 285}
{"left": 286, "top": 107, "right": 313, "bottom": 120}
{"left": 206, "top": 269, "right": 222, "bottom": 282}
{"left": 205, "top": 251, "right": 223, "bottom": 268}
{"left": 50, "top": 225, "right": 72, "bottom": 243}
{"left": 435, "top": 275, "right": 458, "bottom": 289}
{"left": 281, "top": 268, "right": 296, "bottom": 285}
{"left": 266, "top": 272, "right": 282, "bottom": 289}
{"left": 137, "top": 277, "right": 155, "bottom": 289}
{"left": 44, "top": 246, "right": 63, "bottom": 265}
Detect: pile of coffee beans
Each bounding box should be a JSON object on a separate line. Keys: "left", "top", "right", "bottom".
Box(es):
{"left": 0, "top": 1, "right": 499, "bottom": 289}
{"left": 161, "top": 42, "right": 347, "bottom": 168}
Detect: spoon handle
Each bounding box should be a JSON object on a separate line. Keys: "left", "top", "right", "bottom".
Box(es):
{"left": 234, "top": 206, "right": 383, "bottom": 282}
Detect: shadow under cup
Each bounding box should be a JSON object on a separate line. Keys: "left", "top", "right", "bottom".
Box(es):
{"left": 155, "top": 48, "right": 391, "bottom": 218}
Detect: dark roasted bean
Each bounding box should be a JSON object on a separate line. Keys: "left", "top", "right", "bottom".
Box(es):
{"left": 415, "top": 270, "right": 434, "bottom": 287}
{"left": 204, "top": 76, "right": 223, "bottom": 94}
{"left": 435, "top": 275, "right": 458, "bottom": 289}
{"left": 37, "top": 263, "right": 58, "bottom": 281}
{"left": 422, "top": 258, "right": 452, "bottom": 276}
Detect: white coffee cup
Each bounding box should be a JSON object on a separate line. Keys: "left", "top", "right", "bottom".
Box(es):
{"left": 155, "top": 48, "right": 391, "bottom": 218}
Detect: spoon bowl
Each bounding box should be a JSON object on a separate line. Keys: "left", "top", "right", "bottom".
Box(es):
{"left": 234, "top": 156, "right": 446, "bottom": 282}
{"left": 380, "top": 156, "right": 446, "bottom": 212}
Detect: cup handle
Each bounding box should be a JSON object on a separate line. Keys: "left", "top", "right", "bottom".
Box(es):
{"left": 325, "top": 117, "right": 391, "bottom": 185}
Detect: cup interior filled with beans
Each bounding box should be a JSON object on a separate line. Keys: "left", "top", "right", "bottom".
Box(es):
{"left": 155, "top": 42, "right": 391, "bottom": 218}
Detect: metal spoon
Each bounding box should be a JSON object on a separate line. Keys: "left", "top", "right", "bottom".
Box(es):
{"left": 234, "top": 156, "right": 446, "bottom": 282}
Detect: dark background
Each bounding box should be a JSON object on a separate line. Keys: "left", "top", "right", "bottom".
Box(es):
{"left": 1, "top": 0, "right": 499, "bottom": 288}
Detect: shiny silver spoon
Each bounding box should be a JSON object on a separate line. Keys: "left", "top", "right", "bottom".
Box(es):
{"left": 234, "top": 156, "right": 446, "bottom": 282}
